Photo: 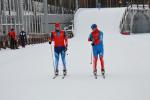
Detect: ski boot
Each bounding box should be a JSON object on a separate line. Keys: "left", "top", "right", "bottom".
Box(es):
{"left": 101, "top": 69, "right": 105, "bottom": 79}
{"left": 93, "top": 70, "right": 97, "bottom": 79}
{"left": 63, "top": 69, "right": 67, "bottom": 76}
{"left": 55, "top": 69, "right": 59, "bottom": 76}
{"left": 53, "top": 69, "right": 59, "bottom": 79}
{"left": 62, "top": 69, "right": 67, "bottom": 79}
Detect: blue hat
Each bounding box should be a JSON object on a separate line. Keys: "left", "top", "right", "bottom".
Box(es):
{"left": 91, "top": 24, "right": 97, "bottom": 29}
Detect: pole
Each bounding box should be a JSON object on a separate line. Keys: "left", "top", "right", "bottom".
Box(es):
{"left": 50, "top": 44, "right": 55, "bottom": 72}
{"left": 75, "top": 0, "right": 79, "bottom": 11}
{"left": 20, "top": 0, "right": 24, "bottom": 30}
{"left": 90, "top": 48, "right": 93, "bottom": 64}
{"left": 43, "top": 0, "right": 48, "bottom": 34}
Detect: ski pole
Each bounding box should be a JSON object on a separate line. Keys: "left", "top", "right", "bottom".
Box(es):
{"left": 65, "top": 46, "right": 69, "bottom": 55}
{"left": 50, "top": 44, "right": 55, "bottom": 73}
{"left": 90, "top": 49, "right": 93, "bottom": 64}
{"left": 66, "top": 49, "right": 69, "bottom": 55}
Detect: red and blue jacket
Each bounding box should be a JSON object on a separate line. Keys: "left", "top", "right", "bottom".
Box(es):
{"left": 88, "top": 28, "right": 103, "bottom": 45}
{"left": 88, "top": 28, "right": 104, "bottom": 57}
{"left": 49, "top": 30, "right": 68, "bottom": 47}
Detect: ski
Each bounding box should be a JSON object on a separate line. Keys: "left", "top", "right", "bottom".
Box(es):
{"left": 102, "top": 72, "right": 105, "bottom": 79}
{"left": 62, "top": 75, "right": 66, "bottom": 79}
{"left": 102, "top": 74, "right": 105, "bottom": 79}
{"left": 93, "top": 72, "right": 97, "bottom": 79}
{"left": 94, "top": 75, "right": 97, "bottom": 79}
{"left": 62, "top": 70, "right": 67, "bottom": 79}
{"left": 52, "top": 75, "right": 58, "bottom": 79}
{"left": 52, "top": 74, "right": 67, "bottom": 79}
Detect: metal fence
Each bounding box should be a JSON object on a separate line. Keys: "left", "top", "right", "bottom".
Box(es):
{"left": 120, "top": 2, "right": 150, "bottom": 35}
{"left": 0, "top": 0, "right": 74, "bottom": 36}
{"left": 0, "top": 0, "right": 74, "bottom": 50}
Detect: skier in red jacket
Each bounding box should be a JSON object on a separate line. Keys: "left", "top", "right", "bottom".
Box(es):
{"left": 8, "top": 28, "right": 18, "bottom": 49}
{"left": 49, "top": 23, "right": 68, "bottom": 77}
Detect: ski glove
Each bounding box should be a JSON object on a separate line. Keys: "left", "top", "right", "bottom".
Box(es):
{"left": 91, "top": 43, "right": 94, "bottom": 46}
{"left": 49, "top": 41, "right": 51, "bottom": 44}
{"left": 65, "top": 47, "right": 67, "bottom": 52}
{"left": 89, "top": 37, "right": 94, "bottom": 42}
{"left": 65, "top": 44, "right": 68, "bottom": 52}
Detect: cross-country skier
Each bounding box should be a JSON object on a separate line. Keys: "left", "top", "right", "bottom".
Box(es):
{"left": 88, "top": 24, "right": 105, "bottom": 78}
{"left": 49, "top": 23, "right": 68, "bottom": 77}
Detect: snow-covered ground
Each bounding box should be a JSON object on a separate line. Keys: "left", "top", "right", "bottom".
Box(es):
{"left": 0, "top": 8, "right": 150, "bottom": 100}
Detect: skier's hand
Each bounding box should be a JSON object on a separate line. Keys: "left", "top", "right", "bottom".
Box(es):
{"left": 49, "top": 41, "right": 51, "bottom": 44}
{"left": 65, "top": 47, "right": 67, "bottom": 52}
{"left": 91, "top": 43, "right": 94, "bottom": 46}
{"left": 89, "top": 37, "right": 94, "bottom": 42}
{"left": 64, "top": 46, "right": 68, "bottom": 52}
{"left": 65, "top": 44, "right": 68, "bottom": 52}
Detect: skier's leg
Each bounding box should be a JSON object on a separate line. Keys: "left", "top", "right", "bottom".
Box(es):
{"left": 15, "top": 40, "right": 18, "bottom": 49}
{"left": 100, "top": 56, "right": 104, "bottom": 71}
{"left": 93, "top": 57, "right": 98, "bottom": 72}
{"left": 54, "top": 50, "right": 59, "bottom": 74}
{"left": 93, "top": 46, "right": 98, "bottom": 73}
{"left": 60, "top": 48, "right": 67, "bottom": 76}
{"left": 99, "top": 45, "right": 104, "bottom": 72}
{"left": 99, "top": 47, "right": 105, "bottom": 77}
{"left": 12, "top": 39, "right": 15, "bottom": 49}
{"left": 14, "top": 39, "right": 17, "bottom": 49}
{"left": 21, "top": 39, "right": 24, "bottom": 47}
{"left": 100, "top": 55, "right": 105, "bottom": 78}
{"left": 10, "top": 38, "right": 13, "bottom": 49}
{"left": 61, "top": 49, "right": 66, "bottom": 71}
{"left": 23, "top": 39, "right": 25, "bottom": 47}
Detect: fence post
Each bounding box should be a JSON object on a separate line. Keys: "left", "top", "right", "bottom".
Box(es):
{"left": 143, "top": 1, "right": 145, "bottom": 9}
{"left": 149, "top": 1, "right": 150, "bottom": 9}
{"left": 43, "top": 0, "right": 48, "bottom": 34}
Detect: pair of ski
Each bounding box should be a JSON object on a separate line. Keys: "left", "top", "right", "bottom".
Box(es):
{"left": 94, "top": 73, "right": 105, "bottom": 79}
{"left": 53, "top": 74, "right": 66, "bottom": 79}
{"left": 53, "top": 74, "right": 105, "bottom": 79}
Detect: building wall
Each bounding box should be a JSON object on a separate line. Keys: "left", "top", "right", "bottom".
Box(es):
{"left": 77, "top": 0, "right": 150, "bottom": 8}
{"left": 0, "top": 0, "right": 73, "bottom": 35}
{"left": 46, "top": 14, "right": 73, "bottom": 32}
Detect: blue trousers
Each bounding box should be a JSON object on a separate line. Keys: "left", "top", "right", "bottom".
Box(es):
{"left": 54, "top": 46, "right": 66, "bottom": 70}
{"left": 92, "top": 43, "right": 104, "bottom": 58}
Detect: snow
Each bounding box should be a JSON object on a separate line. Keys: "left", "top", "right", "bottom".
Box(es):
{"left": 1, "top": 8, "right": 150, "bottom": 100}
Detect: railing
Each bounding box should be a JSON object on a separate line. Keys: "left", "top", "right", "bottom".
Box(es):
{"left": 119, "top": 2, "right": 131, "bottom": 33}
{"left": 0, "top": 32, "right": 74, "bottom": 50}
{"left": 119, "top": 7, "right": 130, "bottom": 34}
{"left": 0, "top": 33, "right": 49, "bottom": 50}
{"left": 119, "top": 2, "right": 150, "bottom": 35}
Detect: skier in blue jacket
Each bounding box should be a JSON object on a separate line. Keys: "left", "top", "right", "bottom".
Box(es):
{"left": 88, "top": 24, "right": 105, "bottom": 77}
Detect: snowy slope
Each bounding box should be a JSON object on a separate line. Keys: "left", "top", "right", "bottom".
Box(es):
{"left": 0, "top": 8, "right": 150, "bottom": 100}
